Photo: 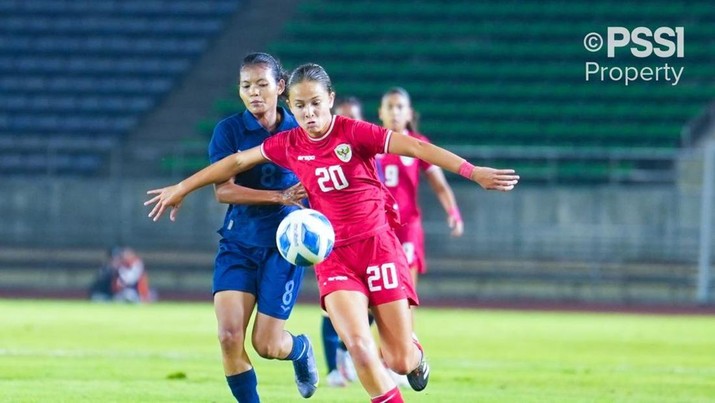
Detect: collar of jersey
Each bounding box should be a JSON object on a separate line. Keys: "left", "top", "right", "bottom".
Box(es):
{"left": 305, "top": 115, "right": 336, "bottom": 142}
{"left": 242, "top": 106, "right": 296, "bottom": 133}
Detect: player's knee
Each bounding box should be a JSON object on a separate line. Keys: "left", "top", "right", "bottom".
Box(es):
{"left": 251, "top": 335, "right": 282, "bottom": 359}
{"left": 217, "top": 326, "right": 246, "bottom": 351}
{"left": 342, "top": 335, "right": 376, "bottom": 369}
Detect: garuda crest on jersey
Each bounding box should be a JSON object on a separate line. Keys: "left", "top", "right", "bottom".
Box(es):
{"left": 334, "top": 143, "right": 352, "bottom": 162}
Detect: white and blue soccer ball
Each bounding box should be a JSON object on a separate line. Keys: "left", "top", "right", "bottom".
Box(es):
{"left": 276, "top": 208, "right": 335, "bottom": 266}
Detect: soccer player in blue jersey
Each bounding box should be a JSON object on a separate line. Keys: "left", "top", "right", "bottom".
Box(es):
{"left": 206, "top": 52, "right": 317, "bottom": 402}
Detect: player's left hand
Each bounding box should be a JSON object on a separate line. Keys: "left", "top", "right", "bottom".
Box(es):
{"left": 448, "top": 215, "right": 464, "bottom": 237}
{"left": 472, "top": 167, "right": 519, "bottom": 191}
{"left": 144, "top": 183, "right": 186, "bottom": 222}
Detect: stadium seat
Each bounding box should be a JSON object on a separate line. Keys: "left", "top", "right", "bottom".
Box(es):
{"left": 183, "top": 0, "right": 713, "bottom": 181}
{"left": 272, "top": 0, "right": 713, "bottom": 154}
{"left": 0, "top": 0, "right": 243, "bottom": 175}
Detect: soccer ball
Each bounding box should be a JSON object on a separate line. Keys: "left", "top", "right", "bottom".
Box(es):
{"left": 276, "top": 208, "right": 335, "bottom": 266}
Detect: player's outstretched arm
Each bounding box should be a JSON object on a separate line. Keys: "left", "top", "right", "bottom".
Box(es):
{"left": 144, "top": 146, "right": 267, "bottom": 221}
{"left": 388, "top": 134, "right": 519, "bottom": 191}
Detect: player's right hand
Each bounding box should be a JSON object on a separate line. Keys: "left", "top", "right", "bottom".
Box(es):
{"left": 144, "top": 183, "right": 186, "bottom": 222}
{"left": 448, "top": 215, "right": 464, "bottom": 237}
{"left": 472, "top": 167, "right": 519, "bottom": 191}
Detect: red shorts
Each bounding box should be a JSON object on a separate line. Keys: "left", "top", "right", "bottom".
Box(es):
{"left": 315, "top": 229, "right": 419, "bottom": 309}
{"left": 394, "top": 220, "right": 426, "bottom": 274}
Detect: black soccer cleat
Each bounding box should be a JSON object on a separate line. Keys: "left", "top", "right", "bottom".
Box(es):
{"left": 406, "top": 339, "right": 430, "bottom": 392}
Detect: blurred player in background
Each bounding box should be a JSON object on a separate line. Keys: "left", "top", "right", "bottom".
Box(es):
{"left": 377, "top": 87, "right": 464, "bottom": 290}
{"left": 204, "top": 52, "right": 316, "bottom": 402}
{"left": 334, "top": 95, "right": 364, "bottom": 121}
{"left": 145, "top": 62, "right": 519, "bottom": 402}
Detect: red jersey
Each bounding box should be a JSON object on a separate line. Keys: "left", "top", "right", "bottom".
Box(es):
{"left": 261, "top": 115, "right": 392, "bottom": 246}
{"left": 376, "top": 132, "right": 437, "bottom": 225}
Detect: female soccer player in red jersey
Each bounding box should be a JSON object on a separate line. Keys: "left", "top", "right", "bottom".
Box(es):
{"left": 145, "top": 63, "right": 519, "bottom": 402}
{"left": 376, "top": 87, "right": 464, "bottom": 289}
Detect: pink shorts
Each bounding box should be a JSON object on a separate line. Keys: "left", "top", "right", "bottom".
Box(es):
{"left": 315, "top": 229, "right": 419, "bottom": 309}
{"left": 394, "top": 220, "right": 426, "bottom": 274}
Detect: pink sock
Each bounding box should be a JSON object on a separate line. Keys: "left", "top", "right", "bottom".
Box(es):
{"left": 370, "top": 386, "right": 404, "bottom": 403}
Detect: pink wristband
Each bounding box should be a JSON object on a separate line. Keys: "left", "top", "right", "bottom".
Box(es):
{"left": 458, "top": 161, "right": 475, "bottom": 179}
{"left": 448, "top": 207, "right": 462, "bottom": 222}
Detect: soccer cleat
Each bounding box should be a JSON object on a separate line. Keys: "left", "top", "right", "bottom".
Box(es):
{"left": 336, "top": 348, "right": 358, "bottom": 382}
{"left": 326, "top": 369, "right": 348, "bottom": 387}
{"left": 406, "top": 338, "right": 430, "bottom": 392}
{"left": 292, "top": 335, "right": 319, "bottom": 398}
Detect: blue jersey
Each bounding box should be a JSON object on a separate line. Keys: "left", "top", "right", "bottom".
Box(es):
{"left": 209, "top": 107, "right": 300, "bottom": 247}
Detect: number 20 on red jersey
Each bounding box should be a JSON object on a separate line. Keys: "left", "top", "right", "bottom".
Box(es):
{"left": 316, "top": 165, "right": 349, "bottom": 192}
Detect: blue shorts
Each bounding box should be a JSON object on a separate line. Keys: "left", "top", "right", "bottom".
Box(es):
{"left": 213, "top": 239, "right": 304, "bottom": 320}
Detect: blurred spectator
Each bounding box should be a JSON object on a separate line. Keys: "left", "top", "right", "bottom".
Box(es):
{"left": 88, "top": 246, "right": 154, "bottom": 303}
{"left": 113, "top": 247, "right": 153, "bottom": 303}
{"left": 88, "top": 246, "right": 122, "bottom": 302}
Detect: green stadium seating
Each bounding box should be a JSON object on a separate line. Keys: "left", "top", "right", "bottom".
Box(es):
{"left": 283, "top": 1, "right": 713, "bottom": 148}
{"left": 186, "top": 0, "right": 714, "bottom": 181}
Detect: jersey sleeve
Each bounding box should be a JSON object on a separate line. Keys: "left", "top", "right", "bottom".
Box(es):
{"left": 350, "top": 119, "right": 391, "bottom": 158}
{"left": 414, "top": 133, "right": 437, "bottom": 172}
{"left": 208, "top": 119, "right": 236, "bottom": 164}
{"left": 260, "top": 131, "right": 291, "bottom": 169}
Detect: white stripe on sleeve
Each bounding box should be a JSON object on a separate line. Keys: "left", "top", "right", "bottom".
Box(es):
{"left": 383, "top": 130, "right": 393, "bottom": 154}
{"left": 259, "top": 143, "right": 273, "bottom": 162}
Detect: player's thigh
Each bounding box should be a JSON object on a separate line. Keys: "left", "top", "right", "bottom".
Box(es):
{"left": 324, "top": 290, "right": 372, "bottom": 344}
{"left": 213, "top": 240, "right": 262, "bottom": 331}
{"left": 371, "top": 298, "right": 414, "bottom": 357}
{"left": 214, "top": 290, "right": 256, "bottom": 333}
{"left": 255, "top": 248, "right": 305, "bottom": 320}
{"left": 252, "top": 312, "right": 287, "bottom": 344}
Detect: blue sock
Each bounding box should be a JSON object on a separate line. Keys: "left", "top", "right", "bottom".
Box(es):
{"left": 321, "top": 316, "right": 339, "bottom": 371}
{"left": 285, "top": 333, "right": 307, "bottom": 361}
{"left": 226, "top": 368, "right": 259, "bottom": 403}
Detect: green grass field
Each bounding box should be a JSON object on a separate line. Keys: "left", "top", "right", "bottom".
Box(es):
{"left": 1, "top": 299, "right": 714, "bottom": 402}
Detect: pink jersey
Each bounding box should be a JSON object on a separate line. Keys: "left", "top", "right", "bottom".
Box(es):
{"left": 261, "top": 115, "right": 392, "bottom": 246}
{"left": 376, "top": 132, "right": 437, "bottom": 225}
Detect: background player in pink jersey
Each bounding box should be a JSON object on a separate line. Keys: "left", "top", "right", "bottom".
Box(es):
{"left": 377, "top": 87, "right": 464, "bottom": 290}
{"left": 145, "top": 63, "right": 519, "bottom": 403}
